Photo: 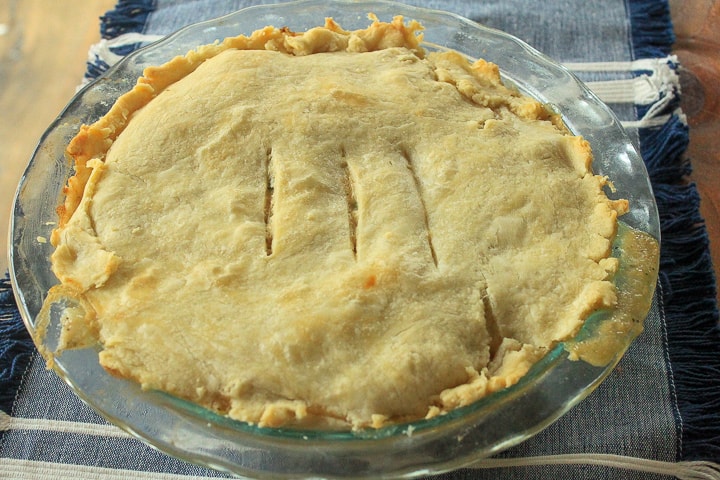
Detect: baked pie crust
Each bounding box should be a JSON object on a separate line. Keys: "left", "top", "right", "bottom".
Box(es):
{"left": 44, "top": 16, "right": 627, "bottom": 429}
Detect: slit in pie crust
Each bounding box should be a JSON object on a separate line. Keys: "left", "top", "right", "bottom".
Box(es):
{"left": 42, "top": 15, "right": 628, "bottom": 430}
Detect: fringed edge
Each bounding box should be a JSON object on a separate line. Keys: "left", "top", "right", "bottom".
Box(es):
{"left": 653, "top": 171, "right": 720, "bottom": 461}
{"left": 630, "top": 0, "right": 720, "bottom": 463}
{"left": 627, "top": 0, "right": 675, "bottom": 59}
{"left": 85, "top": 0, "right": 157, "bottom": 82}
{"left": 82, "top": 32, "right": 165, "bottom": 86}
{"left": 100, "top": 0, "right": 156, "bottom": 39}
{"left": 0, "top": 275, "right": 34, "bottom": 415}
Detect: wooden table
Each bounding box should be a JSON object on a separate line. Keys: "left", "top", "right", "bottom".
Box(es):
{"left": 1, "top": 1, "right": 718, "bottom": 308}
{"left": 0, "top": 0, "right": 116, "bottom": 275}
{"left": 669, "top": 0, "right": 720, "bottom": 306}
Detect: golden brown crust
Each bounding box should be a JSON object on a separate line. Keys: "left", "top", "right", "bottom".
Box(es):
{"left": 45, "top": 16, "right": 626, "bottom": 430}
{"left": 57, "top": 16, "right": 424, "bottom": 232}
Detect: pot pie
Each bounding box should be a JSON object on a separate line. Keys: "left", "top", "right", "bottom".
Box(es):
{"left": 42, "top": 16, "right": 628, "bottom": 430}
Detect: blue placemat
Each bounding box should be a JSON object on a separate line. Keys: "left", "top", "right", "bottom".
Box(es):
{"left": 2, "top": 1, "right": 719, "bottom": 478}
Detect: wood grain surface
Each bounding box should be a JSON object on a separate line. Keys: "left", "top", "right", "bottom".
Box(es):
{"left": 0, "top": 0, "right": 116, "bottom": 274}
{"left": 0, "top": 2, "right": 718, "bottom": 309}
{"left": 669, "top": 0, "right": 720, "bottom": 307}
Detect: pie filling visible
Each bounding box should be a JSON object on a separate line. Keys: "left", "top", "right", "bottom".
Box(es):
{"left": 42, "top": 16, "right": 628, "bottom": 429}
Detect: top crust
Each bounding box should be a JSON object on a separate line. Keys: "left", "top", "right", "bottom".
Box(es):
{"left": 48, "top": 15, "right": 628, "bottom": 429}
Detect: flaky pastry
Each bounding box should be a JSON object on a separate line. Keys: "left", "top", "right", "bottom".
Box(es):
{"left": 43, "top": 16, "right": 628, "bottom": 429}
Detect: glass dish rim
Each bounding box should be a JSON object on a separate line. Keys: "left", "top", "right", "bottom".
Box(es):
{"left": 8, "top": 0, "right": 660, "bottom": 477}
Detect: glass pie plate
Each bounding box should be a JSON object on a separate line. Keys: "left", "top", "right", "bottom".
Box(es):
{"left": 8, "top": 0, "right": 660, "bottom": 478}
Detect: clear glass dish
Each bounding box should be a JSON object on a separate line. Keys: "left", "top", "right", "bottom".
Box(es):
{"left": 8, "top": 0, "right": 660, "bottom": 478}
